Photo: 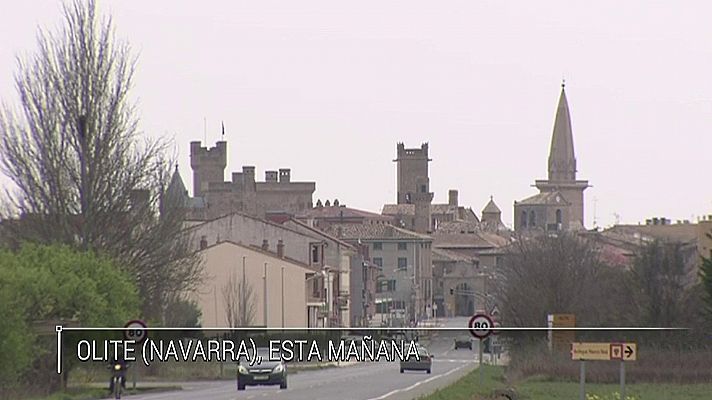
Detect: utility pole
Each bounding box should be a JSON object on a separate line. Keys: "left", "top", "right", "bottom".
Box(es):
{"left": 263, "top": 262, "right": 268, "bottom": 327}
{"left": 242, "top": 256, "right": 246, "bottom": 326}
{"left": 281, "top": 266, "right": 285, "bottom": 328}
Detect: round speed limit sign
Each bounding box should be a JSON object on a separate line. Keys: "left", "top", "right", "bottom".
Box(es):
{"left": 468, "top": 313, "right": 493, "bottom": 339}
{"left": 123, "top": 320, "right": 148, "bottom": 343}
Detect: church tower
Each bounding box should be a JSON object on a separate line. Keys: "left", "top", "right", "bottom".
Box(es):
{"left": 395, "top": 143, "right": 434, "bottom": 233}
{"left": 533, "top": 83, "right": 590, "bottom": 228}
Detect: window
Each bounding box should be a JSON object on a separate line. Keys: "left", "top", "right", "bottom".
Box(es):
{"left": 373, "top": 242, "right": 383, "bottom": 251}
{"left": 311, "top": 244, "right": 321, "bottom": 265}
{"left": 521, "top": 211, "right": 527, "bottom": 227}
{"left": 398, "top": 242, "right": 407, "bottom": 251}
{"left": 312, "top": 278, "right": 320, "bottom": 297}
{"left": 556, "top": 209, "right": 562, "bottom": 225}
{"left": 529, "top": 210, "right": 536, "bottom": 227}
{"left": 398, "top": 257, "right": 408, "bottom": 270}
{"left": 377, "top": 279, "right": 396, "bottom": 293}
{"left": 420, "top": 184, "right": 427, "bottom": 193}
{"left": 372, "top": 257, "right": 383, "bottom": 267}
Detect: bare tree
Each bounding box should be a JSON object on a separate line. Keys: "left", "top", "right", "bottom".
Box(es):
{"left": 493, "top": 232, "right": 631, "bottom": 327}
{"left": 222, "top": 270, "right": 256, "bottom": 328}
{"left": 632, "top": 239, "right": 694, "bottom": 327}
{"left": 0, "top": 0, "right": 202, "bottom": 320}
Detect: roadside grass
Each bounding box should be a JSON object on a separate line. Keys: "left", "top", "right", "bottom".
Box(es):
{"left": 418, "top": 365, "right": 505, "bottom": 400}
{"left": 24, "top": 386, "right": 181, "bottom": 400}
{"left": 518, "top": 376, "right": 712, "bottom": 400}
{"left": 419, "top": 366, "right": 712, "bottom": 400}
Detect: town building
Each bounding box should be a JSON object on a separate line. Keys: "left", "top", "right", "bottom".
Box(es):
{"left": 186, "top": 211, "right": 354, "bottom": 327}
{"left": 193, "top": 240, "right": 313, "bottom": 328}
{"left": 297, "top": 202, "right": 393, "bottom": 230}
{"left": 589, "top": 216, "right": 712, "bottom": 286}
{"left": 322, "top": 223, "right": 433, "bottom": 326}
{"left": 514, "top": 83, "right": 590, "bottom": 232}
{"left": 432, "top": 248, "right": 488, "bottom": 317}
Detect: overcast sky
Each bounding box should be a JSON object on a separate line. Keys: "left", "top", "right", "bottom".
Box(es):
{"left": 1, "top": 1, "right": 711, "bottom": 228}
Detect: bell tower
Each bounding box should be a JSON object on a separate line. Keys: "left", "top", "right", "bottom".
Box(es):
{"left": 395, "top": 142, "right": 434, "bottom": 233}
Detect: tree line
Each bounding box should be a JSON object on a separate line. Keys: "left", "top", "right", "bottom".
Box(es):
{"left": 495, "top": 231, "right": 712, "bottom": 342}
{"left": 0, "top": 0, "right": 202, "bottom": 395}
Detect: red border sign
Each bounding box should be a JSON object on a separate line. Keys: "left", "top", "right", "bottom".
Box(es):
{"left": 123, "top": 319, "right": 148, "bottom": 343}
{"left": 468, "top": 313, "right": 494, "bottom": 339}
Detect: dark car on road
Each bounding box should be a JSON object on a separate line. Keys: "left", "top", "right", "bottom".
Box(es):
{"left": 237, "top": 348, "right": 287, "bottom": 390}
{"left": 400, "top": 345, "right": 433, "bottom": 374}
{"left": 454, "top": 335, "right": 472, "bottom": 350}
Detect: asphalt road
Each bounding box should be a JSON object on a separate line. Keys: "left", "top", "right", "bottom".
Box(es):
{"left": 128, "top": 318, "right": 481, "bottom": 400}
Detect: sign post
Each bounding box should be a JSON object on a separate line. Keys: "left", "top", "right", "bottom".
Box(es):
{"left": 571, "top": 342, "right": 637, "bottom": 400}
{"left": 123, "top": 320, "right": 148, "bottom": 390}
{"left": 620, "top": 360, "right": 625, "bottom": 400}
{"left": 579, "top": 360, "right": 586, "bottom": 400}
{"left": 468, "top": 313, "right": 493, "bottom": 385}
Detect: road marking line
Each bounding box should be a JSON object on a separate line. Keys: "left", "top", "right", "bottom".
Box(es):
{"left": 366, "top": 364, "right": 468, "bottom": 400}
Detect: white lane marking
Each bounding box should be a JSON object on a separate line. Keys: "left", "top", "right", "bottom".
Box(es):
{"left": 366, "top": 364, "right": 468, "bottom": 400}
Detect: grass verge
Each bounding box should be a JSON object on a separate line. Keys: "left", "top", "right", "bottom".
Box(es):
{"left": 419, "top": 366, "right": 712, "bottom": 400}
{"left": 418, "top": 365, "right": 506, "bottom": 400}
{"left": 25, "top": 386, "right": 181, "bottom": 400}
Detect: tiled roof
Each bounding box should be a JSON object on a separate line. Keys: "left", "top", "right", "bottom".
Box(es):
{"left": 516, "top": 191, "right": 570, "bottom": 206}
{"left": 431, "top": 204, "right": 458, "bottom": 215}
{"left": 436, "top": 220, "right": 481, "bottom": 233}
{"left": 299, "top": 206, "right": 388, "bottom": 220}
{"left": 382, "top": 203, "right": 480, "bottom": 222}
{"left": 433, "top": 230, "right": 509, "bottom": 249}
{"left": 432, "top": 248, "right": 477, "bottom": 263}
{"left": 283, "top": 219, "right": 356, "bottom": 250}
{"left": 322, "top": 223, "right": 431, "bottom": 241}
{"left": 382, "top": 204, "right": 415, "bottom": 216}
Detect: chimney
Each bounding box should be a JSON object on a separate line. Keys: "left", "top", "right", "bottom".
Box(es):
{"left": 448, "top": 190, "right": 458, "bottom": 207}
{"left": 243, "top": 166, "right": 255, "bottom": 184}
{"left": 261, "top": 239, "right": 269, "bottom": 251}
{"left": 200, "top": 236, "right": 208, "bottom": 250}
{"left": 265, "top": 171, "right": 278, "bottom": 182}
{"left": 279, "top": 168, "right": 291, "bottom": 183}
{"left": 277, "top": 240, "right": 285, "bottom": 258}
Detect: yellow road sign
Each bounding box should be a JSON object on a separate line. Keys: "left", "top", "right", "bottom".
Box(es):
{"left": 571, "top": 342, "right": 637, "bottom": 361}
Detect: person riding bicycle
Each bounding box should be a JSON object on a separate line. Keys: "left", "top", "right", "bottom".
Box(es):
{"left": 108, "top": 346, "right": 129, "bottom": 394}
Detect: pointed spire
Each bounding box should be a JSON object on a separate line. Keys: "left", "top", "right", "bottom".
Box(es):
{"left": 548, "top": 83, "right": 577, "bottom": 181}
{"left": 482, "top": 196, "right": 501, "bottom": 214}
{"left": 221, "top": 121, "right": 225, "bottom": 138}
{"left": 167, "top": 165, "right": 189, "bottom": 204}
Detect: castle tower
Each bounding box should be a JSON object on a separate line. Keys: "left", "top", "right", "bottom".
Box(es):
{"left": 190, "top": 141, "right": 227, "bottom": 197}
{"left": 534, "top": 83, "right": 590, "bottom": 228}
{"left": 395, "top": 143, "right": 434, "bottom": 233}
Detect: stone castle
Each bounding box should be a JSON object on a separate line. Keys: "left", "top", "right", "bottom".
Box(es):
{"left": 166, "top": 140, "right": 315, "bottom": 221}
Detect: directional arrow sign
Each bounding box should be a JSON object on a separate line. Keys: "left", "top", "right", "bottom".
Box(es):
{"left": 623, "top": 343, "right": 637, "bottom": 361}
{"left": 571, "top": 342, "right": 637, "bottom": 361}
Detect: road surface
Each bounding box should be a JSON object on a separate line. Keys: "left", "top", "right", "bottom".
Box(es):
{"left": 128, "top": 318, "right": 482, "bottom": 400}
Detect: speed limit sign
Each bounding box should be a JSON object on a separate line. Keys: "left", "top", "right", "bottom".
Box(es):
{"left": 468, "top": 313, "right": 493, "bottom": 339}
{"left": 123, "top": 320, "right": 148, "bottom": 343}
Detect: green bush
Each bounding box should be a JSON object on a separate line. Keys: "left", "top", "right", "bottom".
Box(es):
{"left": 0, "top": 244, "right": 140, "bottom": 393}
